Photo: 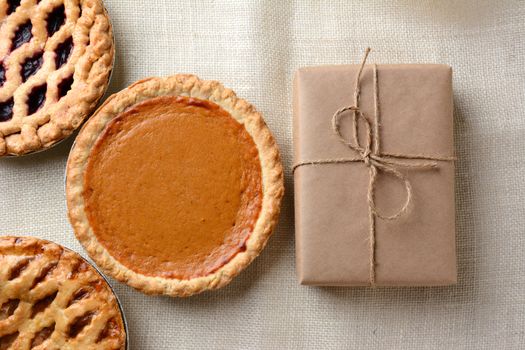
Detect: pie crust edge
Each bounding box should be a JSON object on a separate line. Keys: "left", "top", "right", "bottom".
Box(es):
{"left": 66, "top": 74, "right": 284, "bottom": 297}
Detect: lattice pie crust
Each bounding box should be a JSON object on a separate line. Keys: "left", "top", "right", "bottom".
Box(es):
{"left": 0, "top": 236, "right": 126, "bottom": 349}
{"left": 0, "top": 0, "right": 114, "bottom": 156}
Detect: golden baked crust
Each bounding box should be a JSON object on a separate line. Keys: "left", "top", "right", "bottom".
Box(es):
{"left": 66, "top": 75, "right": 284, "bottom": 297}
{"left": 0, "top": 236, "right": 126, "bottom": 350}
{"left": 0, "top": 0, "right": 114, "bottom": 156}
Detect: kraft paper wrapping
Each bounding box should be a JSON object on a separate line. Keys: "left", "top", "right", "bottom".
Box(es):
{"left": 293, "top": 64, "right": 457, "bottom": 286}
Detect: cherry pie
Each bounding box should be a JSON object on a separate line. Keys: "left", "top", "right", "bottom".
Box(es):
{"left": 0, "top": 0, "right": 114, "bottom": 156}
{"left": 0, "top": 236, "right": 126, "bottom": 349}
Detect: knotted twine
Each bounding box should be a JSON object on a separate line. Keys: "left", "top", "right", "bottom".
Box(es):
{"left": 293, "top": 48, "right": 455, "bottom": 286}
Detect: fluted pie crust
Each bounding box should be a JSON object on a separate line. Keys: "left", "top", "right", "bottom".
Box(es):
{"left": 0, "top": 0, "right": 114, "bottom": 156}
{"left": 66, "top": 75, "right": 284, "bottom": 297}
{"left": 0, "top": 236, "right": 126, "bottom": 350}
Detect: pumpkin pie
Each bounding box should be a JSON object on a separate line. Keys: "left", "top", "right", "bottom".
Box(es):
{"left": 66, "top": 75, "right": 284, "bottom": 297}
{"left": 0, "top": 236, "right": 126, "bottom": 349}
{"left": 0, "top": 0, "right": 114, "bottom": 156}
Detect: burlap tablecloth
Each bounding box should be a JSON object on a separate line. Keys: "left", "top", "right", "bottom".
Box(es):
{"left": 1, "top": 1, "right": 524, "bottom": 348}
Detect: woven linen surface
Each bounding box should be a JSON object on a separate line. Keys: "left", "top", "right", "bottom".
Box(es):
{"left": 1, "top": 1, "right": 524, "bottom": 349}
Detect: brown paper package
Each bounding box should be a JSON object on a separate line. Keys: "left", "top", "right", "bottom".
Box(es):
{"left": 293, "top": 64, "right": 457, "bottom": 286}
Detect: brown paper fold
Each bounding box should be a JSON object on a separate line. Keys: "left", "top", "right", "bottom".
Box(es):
{"left": 293, "top": 64, "right": 457, "bottom": 286}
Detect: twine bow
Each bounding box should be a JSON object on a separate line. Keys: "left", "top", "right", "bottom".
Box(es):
{"left": 293, "top": 48, "right": 455, "bottom": 286}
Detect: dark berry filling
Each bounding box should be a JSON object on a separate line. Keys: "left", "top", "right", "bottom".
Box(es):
{"left": 55, "top": 37, "right": 73, "bottom": 69}
{"left": 7, "top": 0, "right": 21, "bottom": 15}
{"left": 58, "top": 75, "right": 74, "bottom": 98}
{"left": 0, "top": 98, "right": 14, "bottom": 122}
{"left": 21, "top": 51, "right": 44, "bottom": 82}
{"left": 45, "top": 4, "right": 66, "bottom": 37}
{"left": 11, "top": 20, "right": 33, "bottom": 52}
{"left": 0, "top": 63, "right": 5, "bottom": 87}
{"left": 27, "top": 83, "right": 47, "bottom": 115}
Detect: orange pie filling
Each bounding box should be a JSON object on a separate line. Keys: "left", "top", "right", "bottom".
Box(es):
{"left": 82, "top": 96, "right": 263, "bottom": 280}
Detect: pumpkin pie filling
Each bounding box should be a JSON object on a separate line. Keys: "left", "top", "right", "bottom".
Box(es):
{"left": 82, "top": 96, "right": 263, "bottom": 280}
